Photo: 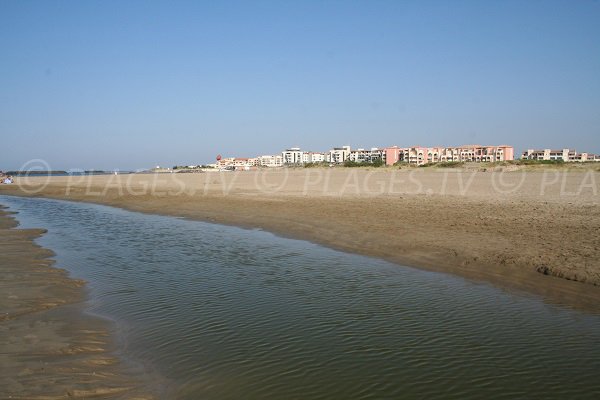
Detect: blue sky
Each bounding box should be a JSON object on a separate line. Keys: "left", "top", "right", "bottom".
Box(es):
{"left": 1, "top": 0, "right": 599, "bottom": 170}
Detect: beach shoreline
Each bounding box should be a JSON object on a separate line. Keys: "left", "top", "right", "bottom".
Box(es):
{"left": 1, "top": 168, "right": 599, "bottom": 312}
{"left": 0, "top": 205, "right": 155, "bottom": 399}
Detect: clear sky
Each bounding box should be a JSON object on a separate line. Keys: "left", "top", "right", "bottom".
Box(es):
{"left": 1, "top": 0, "right": 599, "bottom": 170}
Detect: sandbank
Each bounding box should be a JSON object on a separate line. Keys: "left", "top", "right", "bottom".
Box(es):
{"left": 0, "top": 206, "right": 154, "bottom": 399}
{"left": 1, "top": 167, "right": 599, "bottom": 312}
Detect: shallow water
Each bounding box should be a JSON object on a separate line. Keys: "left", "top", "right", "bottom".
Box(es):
{"left": 2, "top": 195, "right": 599, "bottom": 400}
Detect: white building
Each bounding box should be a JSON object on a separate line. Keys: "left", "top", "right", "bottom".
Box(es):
{"left": 302, "top": 152, "right": 326, "bottom": 164}
{"left": 327, "top": 146, "right": 351, "bottom": 164}
{"left": 367, "top": 148, "right": 385, "bottom": 163}
{"left": 282, "top": 148, "right": 304, "bottom": 164}
{"left": 348, "top": 148, "right": 385, "bottom": 163}
{"left": 281, "top": 148, "right": 326, "bottom": 165}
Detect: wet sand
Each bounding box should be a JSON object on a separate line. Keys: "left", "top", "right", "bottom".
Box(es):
{"left": 1, "top": 167, "right": 599, "bottom": 312}
{"left": 0, "top": 206, "right": 153, "bottom": 399}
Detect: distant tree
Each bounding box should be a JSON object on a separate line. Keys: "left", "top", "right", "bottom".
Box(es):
{"left": 371, "top": 159, "right": 384, "bottom": 167}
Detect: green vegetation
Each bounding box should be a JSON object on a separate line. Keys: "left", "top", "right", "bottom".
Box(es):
{"left": 303, "top": 162, "right": 330, "bottom": 168}
{"left": 343, "top": 159, "right": 384, "bottom": 167}
{"left": 511, "top": 159, "right": 565, "bottom": 166}
{"left": 436, "top": 161, "right": 464, "bottom": 168}
{"left": 397, "top": 161, "right": 463, "bottom": 168}
{"left": 5, "top": 170, "right": 67, "bottom": 175}
{"left": 173, "top": 165, "right": 215, "bottom": 170}
{"left": 173, "top": 165, "right": 197, "bottom": 170}
{"left": 393, "top": 161, "right": 411, "bottom": 168}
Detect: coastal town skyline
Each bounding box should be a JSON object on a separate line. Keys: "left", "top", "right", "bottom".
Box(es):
{"left": 185, "top": 143, "right": 598, "bottom": 171}
{"left": 2, "top": 1, "right": 599, "bottom": 170}
{"left": 3, "top": 139, "right": 600, "bottom": 172}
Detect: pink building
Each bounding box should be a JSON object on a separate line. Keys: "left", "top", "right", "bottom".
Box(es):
{"left": 385, "top": 145, "right": 514, "bottom": 166}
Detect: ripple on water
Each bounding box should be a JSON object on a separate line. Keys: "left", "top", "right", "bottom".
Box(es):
{"left": 1, "top": 195, "right": 600, "bottom": 400}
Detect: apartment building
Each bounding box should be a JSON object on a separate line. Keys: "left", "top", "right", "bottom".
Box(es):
{"left": 216, "top": 157, "right": 235, "bottom": 168}
{"left": 385, "top": 145, "right": 514, "bottom": 166}
{"left": 282, "top": 148, "right": 304, "bottom": 164}
{"left": 348, "top": 148, "right": 386, "bottom": 164}
{"left": 281, "top": 148, "right": 326, "bottom": 165}
{"left": 327, "top": 146, "right": 351, "bottom": 163}
{"left": 302, "top": 152, "right": 326, "bottom": 163}
{"left": 258, "top": 155, "right": 284, "bottom": 167}
{"left": 574, "top": 153, "right": 600, "bottom": 161}
{"left": 215, "top": 144, "right": 516, "bottom": 170}
{"left": 522, "top": 149, "right": 568, "bottom": 161}
{"left": 215, "top": 157, "right": 260, "bottom": 170}
{"left": 521, "top": 149, "right": 599, "bottom": 162}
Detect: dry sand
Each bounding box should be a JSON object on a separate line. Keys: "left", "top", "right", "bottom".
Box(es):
{"left": 1, "top": 167, "right": 599, "bottom": 312}
{"left": 0, "top": 206, "right": 154, "bottom": 399}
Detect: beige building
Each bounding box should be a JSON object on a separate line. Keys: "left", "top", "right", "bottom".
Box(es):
{"left": 258, "top": 155, "right": 284, "bottom": 167}
{"left": 522, "top": 149, "right": 599, "bottom": 162}
{"left": 216, "top": 157, "right": 260, "bottom": 170}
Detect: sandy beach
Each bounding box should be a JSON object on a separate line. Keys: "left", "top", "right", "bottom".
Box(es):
{"left": 1, "top": 166, "right": 599, "bottom": 311}
{"left": 0, "top": 206, "right": 153, "bottom": 399}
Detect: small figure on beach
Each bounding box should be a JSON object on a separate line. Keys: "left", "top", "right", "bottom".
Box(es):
{"left": 2, "top": 175, "right": 14, "bottom": 184}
